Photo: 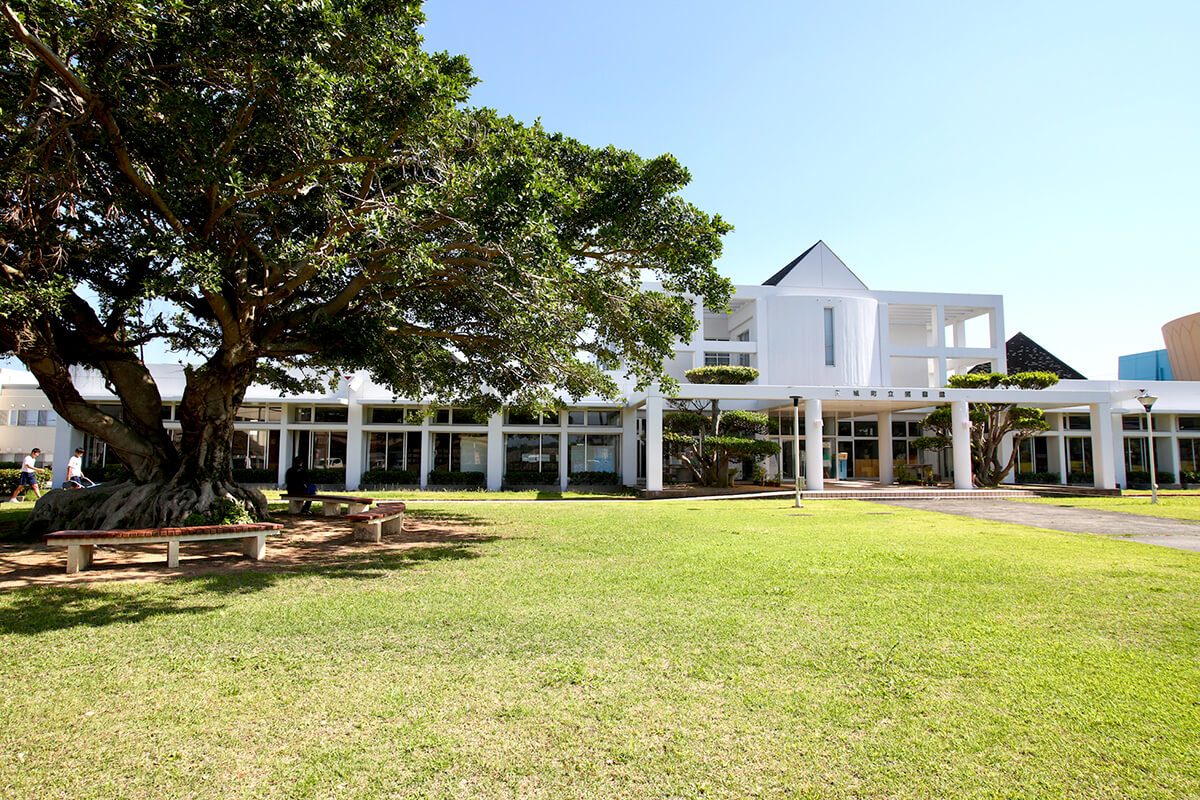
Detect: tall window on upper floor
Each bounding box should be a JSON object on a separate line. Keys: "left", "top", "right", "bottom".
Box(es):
{"left": 823, "top": 307, "right": 835, "bottom": 366}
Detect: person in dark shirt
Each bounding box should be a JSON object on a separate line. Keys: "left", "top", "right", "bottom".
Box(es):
{"left": 285, "top": 458, "right": 314, "bottom": 513}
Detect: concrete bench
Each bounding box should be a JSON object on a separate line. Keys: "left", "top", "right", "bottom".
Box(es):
{"left": 345, "top": 502, "right": 406, "bottom": 543}
{"left": 281, "top": 493, "right": 374, "bottom": 516}
{"left": 45, "top": 522, "right": 284, "bottom": 574}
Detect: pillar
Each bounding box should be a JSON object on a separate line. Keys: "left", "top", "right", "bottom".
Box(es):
{"left": 951, "top": 400, "right": 972, "bottom": 489}
{"left": 486, "top": 411, "right": 504, "bottom": 491}
{"left": 276, "top": 407, "right": 290, "bottom": 489}
{"left": 645, "top": 395, "right": 664, "bottom": 491}
{"left": 1055, "top": 433, "right": 1068, "bottom": 485}
{"left": 999, "top": 431, "right": 1015, "bottom": 485}
{"left": 344, "top": 399, "right": 364, "bottom": 491}
{"left": 52, "top": 417, "right": 85, "bottom": 489}
{"left": 877, "top": 410, "right": 893, "bottom": 485}
{"left": 418, "top": 413, "right": 431, "bottom": 490}
{"left": 621, "top": 406, "right": 638, "bottom": 487}
{"left": 1089, "top": 402, "right": 1116, "bottom": 490}
{"left": 558, "top": 408, "right": 569, "bottom": 492}
{"left": 1111, "top": 413, "right": 1127, "bottom": 489}
{"left": 804, "top": 399, "right": 824, "bottom": 492}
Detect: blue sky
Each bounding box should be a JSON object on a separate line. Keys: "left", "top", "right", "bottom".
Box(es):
{"left": 422, "top": 0, "right": 1200, "bottom": 379}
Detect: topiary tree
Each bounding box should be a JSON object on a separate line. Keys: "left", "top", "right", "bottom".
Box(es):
{"left": 913, "top": 371, "right": 1057, "bottom": 487}
{"left": 664, "top": 368, "right": 779, "bottom": 486}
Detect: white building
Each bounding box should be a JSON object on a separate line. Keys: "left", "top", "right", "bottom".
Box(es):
{"left": 12, "top": 241, "right": 1200, "bottom": 493}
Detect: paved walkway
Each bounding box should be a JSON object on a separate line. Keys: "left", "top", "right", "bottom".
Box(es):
{"left": 870, "top": 498, "right": 1200, "bottom": 553}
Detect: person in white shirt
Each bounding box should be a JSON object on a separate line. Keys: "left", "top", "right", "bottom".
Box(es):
{"left": 8, "top": 448, "right": 42, "bottom": 502}
{"left": 65, "top": 447, "right": 95, "bottom": 489}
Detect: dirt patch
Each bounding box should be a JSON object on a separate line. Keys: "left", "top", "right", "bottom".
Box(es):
{"left": 0, "top": 512, "right": 494, "bottom": 590}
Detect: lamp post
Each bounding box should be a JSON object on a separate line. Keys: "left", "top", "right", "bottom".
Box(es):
{"left": 1138, "top": 391, "right": 1159, "bottom": 504}
{"left": 791, "top": 396, "right": 803, "bottom": 508}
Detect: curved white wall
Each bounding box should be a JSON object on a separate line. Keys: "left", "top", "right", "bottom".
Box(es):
{"left": 1163, "top": 312, "right": 1200, "bottom": 381}
{"left": 763, "top": 294, "right": 882, "bottom": 386}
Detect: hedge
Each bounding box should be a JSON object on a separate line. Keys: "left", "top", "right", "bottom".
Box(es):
{"left": 360, "top": 469, "right": 419, "bottom": 486}
{"left": 684, "top": 366, "right": 758, "bottom": 385}
{"left": 504, "top": 471, "right": 554, "bottom": 486}
{"left": 0, "top": 467, "right": 54, "bottom": 496}
{"left": 428, "top": 470, "right": 485, "bottom": 486}
{"left": 569, "top": 471, "right": 619, "bottom": 485}
{"left": 1016, "top": 471, "right": 1061, "bottom": 484}
{"left": 307, "top": 468, "right": 345, "bottom": 485}
{"left": 1126, "top": 470, "right": 1178, "bottom": 486}
{"left": 232, "top": 468, "right": 277, "bottom": 484}
{"left": 1067, "top": 471, "right": 1094, "bottom": 485}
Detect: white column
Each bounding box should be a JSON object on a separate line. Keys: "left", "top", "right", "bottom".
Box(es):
{"left": 1111, "top": 413, "right": 1127, "bottom": 489}
{"left": 645, "top": 394, "right": 664, "bottom": 492}
{"left": 621, "top": 406, "right": 638, "bottom": 486}
{"left": 999, "top": 432, "right": 1016, "bottom": 484}
{"left": 1089, "top": 402, "right": 1116, "bottom": 489}
{"left": 52, "top": 417, "right": 83, "bottom": 488}
{"left": 1055, "top": 434, "right": 1068, "bottom": 484}
{"left": 990, "top": 308, "right": 1007, "bottom": 374}
{"left": 804, "top": 399, "right": 824, "bottom": 492}
{"left": 344, "top": 399, "right": 364, "bottom": 491}
{"left": 558, "top": 409, "right": 569, "bottom": 492}
{"left": 877, "top": 410, "right": 893, "bottom": 485}
{"left": 692, "top": 297, "right": 706, "bottom": 371}
{"left": 486, "top": 411, "right": 504, "bottom": 491}
{"left": 753, "top": 299, "right": 769, "bottom": 384}
{"left": 952, "top": 321, "right": 966, "bottom": 348}
{"left": 277, "top": 409, "right": 290, "bottom": 489}
{"left": 877, "top": 303, "right": 892, "bottom": 384}
{"left": 950, "top": 400, "right": 972, "bottom": 489}
{"left": 419, "top": 413, "right": 431, "bottom": 489}
{"left": 934, "top": 306, "right": 947, "bottom": 387}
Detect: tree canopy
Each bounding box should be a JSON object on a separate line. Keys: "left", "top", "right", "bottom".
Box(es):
{"left": 0, "top": 0, "right": 732, "bottom": 528}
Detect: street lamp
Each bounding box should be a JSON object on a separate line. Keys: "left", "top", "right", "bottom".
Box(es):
{"left": 791, "top": 396, "right": 803, "bottom": 508}
{"left": 1137, "top": 390, "right": 1159, "bottom": 504}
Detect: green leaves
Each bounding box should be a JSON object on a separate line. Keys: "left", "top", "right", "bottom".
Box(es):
{"left": 684, "top": 366, "right": 758, "bottom": 385}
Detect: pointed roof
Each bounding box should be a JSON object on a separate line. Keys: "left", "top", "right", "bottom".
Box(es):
{"left": 970, "top": 332, "right": 1087, "bottom": 380}
{"left": 762, "top": 241, "right": 868, "bottom": 290}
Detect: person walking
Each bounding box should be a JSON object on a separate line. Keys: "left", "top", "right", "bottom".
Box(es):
{"left": 65, "top": 447, "right": 96, "bottom": 489}
{"left": 8, "top": 448, "right": 43, "bottom": 502}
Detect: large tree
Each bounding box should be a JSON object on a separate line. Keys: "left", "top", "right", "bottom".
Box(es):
{"left": 913, "top": 371, "right": 1058, "bottom": 487}
{"left": 0, "top": 0, "right": 731, "bottom": 530}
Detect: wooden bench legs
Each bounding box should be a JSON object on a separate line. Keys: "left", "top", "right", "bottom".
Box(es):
{"left": 66, "top": 544, "right": 94, "bottom": 574}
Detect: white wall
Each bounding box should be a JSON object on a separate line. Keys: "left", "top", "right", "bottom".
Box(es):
{"left": 763, "top": 294, "right": 882, "bottom": 386}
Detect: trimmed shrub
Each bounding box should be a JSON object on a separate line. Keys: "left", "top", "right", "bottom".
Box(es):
{"left": 94, "top": 464, "right": 132, "bottom": 482}
{"left": 181, "top": 497, "right": 255, "bottom": 527}
{"left": 1016, "top": 471, "right": 1061, "bottom": 484}
{"left": 428, "top": 470, "right": 485, "bottom": 486}
{"left": 1067, "top": 471, "right": 1094, "bottom": 485}
{"left": 569, "top": 471, "right": 619, "bottom": 485}
{"left": 1126, "top": 470, "right": 1177, "bottom": 486}
{"left": 684, "top": 366, "right": 758, "bottom": 385}
{"left": 360, "top": 469, "right": 419, "bottom": 486}
{"left": 1182, "top": 470, "right": 1200, "bottom": 485}
{"left": 232, "top": 468, "right": 276, "bottom": 484}
{"left": 504, "top": 471, "right": 554, "bottom": 486}
{"left": 307, "top": 468, "right": 345, "bottom": 485}
{"left": 0, "top": 467, "right": 53, "bottom": 496}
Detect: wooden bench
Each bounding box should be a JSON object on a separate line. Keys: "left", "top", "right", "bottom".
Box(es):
{"left": 45, "top": 522, "right": 284, "bottom": 574}
{"left": 281, "top": 493, "right": 374, "bottom": 516}
{"left": 345, "top": 502, "right": 406, "bottom": 543}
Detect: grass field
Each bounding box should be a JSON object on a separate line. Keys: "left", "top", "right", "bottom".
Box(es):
{"left": 1, "top": 499, "right": 1198, "bottom": 798}
{"left": 1020, "top": 494, "right": 1200, "bottom": 521}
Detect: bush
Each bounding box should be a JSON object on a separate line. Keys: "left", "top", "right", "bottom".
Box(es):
{"left": 1182, "top": 470, "right": 1200, "bottom": 485}
{"left": 569, "top": 471, "right": 619, "bottom": 485}
{"left": 307, "top": 468, "right": 345, "bottom": 485}
{"left": 0, "top": 467, "right": 53, "bottom": 496}
{"left": 1067, "top": 471, "right": 1094, "bottom": 485}
{"left": 181, "top": 496, "right": 255, "bottom": 527}
{"left": 360, "top": 469, "right": 419, "bottom": 486}
{"left": 428, "top": 470, "right": 485, "bottom": 486}
{"left": 504, "top": 471, "right": 555, "bottom": 486}
{"left": 94, "top": 463, "right": 131, "bottom": 482}
{"left": 1016, "top": 471, "right": 1061, "bottom": 484}
{"left": 232, "top": 468, "right": 276, "bottom": 484}
{"left": 684, "top": 366, "right": 758, "bottom": 385}
{"left": 1126, "top": 470, "right": 1177, "bottom": 486}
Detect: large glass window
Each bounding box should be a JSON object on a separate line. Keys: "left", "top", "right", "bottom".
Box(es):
{"left": 506, "top": 409, "right": 558, "bottom": 425}
{"left": 1066, "top": 437, "right": 1093, "bottom": 474}
{"left": 1123, "top": 415, "right": 1146, "bottom": 431}
{"left": 367, "top": 431, "right": 420, "bottom": 470}
{"left": 234, "top": 405, "right": 282, "bottom": 423}
{"left": 432, "top": 433, "right": 487, "bottom": 472}
{"left": 1063, "top": 415, "right": 1091, "bottom": 431}
{"left": 1179, "top": 439, "right": 1199, "bottom": 472}
{"left": 853, "top": 440, "right": 879, "bottom": 477}
{"left": 369, "top": 406, "right": 422, "bottom": 424}
{"left": 854, "top": 421, "right": 878, "bottom": 437}
{"left": 313, "top": 406, "right": 348, "bottom": 424}
{"left": 568, "top": 434, "right": 619, "bottom": 473}
{"left": 1124, "top": 438, "right": 1149, "bottom": 474}
{"left": 567, "top": 409, "right": 621, "bottom": 427}
{"left": 230, "top": 430, "right": 280, "bottom": 471}
{"left": 505, "top": 433, "right": 559, "bottom": 474}
{"left": 293, "top": 430, "right": 347, "bottom": 469}
{"left": 1178, "top": 417, "right": 1200, "bottom": 431}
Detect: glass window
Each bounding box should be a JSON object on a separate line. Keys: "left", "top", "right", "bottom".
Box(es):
{"left": 736, "top": 330, "right": 751, "bottom": 342}
{"left": 1123, "top": 415, "right": 1145, "bottom": 431}
{"left": 1066, "top": 437, "right": 1093, "bottom": 473}
{"left": 569, "top": 434, "right": 620, "bottom": 473}
{"left": 507, "top": 409, "right": 541, "bottom": 425}
{"left": 432, "top": 432, "right": 488, "bottom": 473}
{"left": 505, "top": 433, "right": 559, "bottom": 474}
{"left": 314, "top": 406, "right": 348, "bottom": 423}
{"left": 854, "top": 421, "right": 877, "bottom": 438}
{"left": 1179, "top": 439, "right": 1199, "bottom": 472}
{"left": 1179, "top": 417, "right": 1200, "bottom": 431}
{"left": 294, "top": 406, "right": 312, "bottom": 423}
{"left": 1124, "top": 437, "right": 1149, "bottom": 474}
{"left": 823, "top": 307, "right": 835, "bottom": 366}
{"left": 434, "top": 409, "right": 452, "bottom": 425}
{"left": 704, "top": 352, "right": 732, "bottom": 367}
{"left": 587, "top": 410, "right": 621, "bottom": 426}
{"left": 892, "top": 421, "right": 907, "bottom": 438}
{"left": 907, "top": 422, "right": 922, "bottom": 437}
{"left": 1064, "top": 414, "right": 1091, "bottom": 431}
{"left": 370, "top": 407, "right": 409, "bottom": 424}
{"left": 837, "top": 421, "right": 852, "bottom": 438}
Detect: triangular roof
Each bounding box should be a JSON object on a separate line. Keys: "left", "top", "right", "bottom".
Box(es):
{"left": 970, "top": 332, "right": 1087, "bottom": 380}
{"left": 762, "top": 241, "right": 868, "bottom": 290}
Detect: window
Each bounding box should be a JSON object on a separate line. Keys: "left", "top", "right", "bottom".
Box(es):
{"left": 369, "top": 407, "right": 422, "bottom": 424}
{"left": 505, "top": 433, "right": 559, "bottom": 474}
{"left": 1123, "top": 415, "right": 1147, "bottom": 431}
{"left": 567, "top": 409, "right": 621, "bottom": 426}
{"left": 1178, "top": 417, "right": 1200, "bottom": 431}
{"left": 1063, "top": 414, "right": 1091, "bottom": 431}
{"left": 313, "top": 406, "right": 348, "bottom": 423}
{"left": 432, "top": 408, "right": 486, "bottom": 425}
{"left": 506, "top": 409, "right": 559, "bottom": 425}
{"left": 736, "top": 330, "right": 751, "bottom": 342}
{"left": 234, "top": 405, "right": 282, "bottom": 423}
{"left": 1179, "top": 439, "right": 1200, "bottom": 472}
{"left": 823, "top": 307, "right": 835, "bottom": 366}
{"left": 292, "top": 430, "right": 347, "bottom": 470}
{"left": 854, "top": 421, "right": 878, "bottom": 438}
{"left": 704, "top": 352, "right": 732, "bottom": 367}
{"left": 568, "top": 434, "right": 620, "bottom": 473}
{"left": 230, "top": 430, "right": 280, "bottom": 471}
{"left": 1066, "top": 437, "right": 1093, "bottom": 473}
{"left": 908, "top": 422, "right": 922, "bottom": 437}
{"left": 431, "top": 432, "right": 487, "bottom": 472}
{"left": 1124, "top": 437, "right": 1149, "bottom": 474}
{"left": 837, "top": 421, "right": 852, "bottom": 438}
{"left": 8, "top": 409, "right": 55, "bottom": 426}
{"left": 368, "top": 431, "right": 421, "bottom": 470}
{"left": 294, "top": 406, "right": 312, "bottom": 423}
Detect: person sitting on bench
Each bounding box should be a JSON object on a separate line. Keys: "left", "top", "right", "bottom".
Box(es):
{"left": 285, "top": 458, "right": 315, "bottom": 514}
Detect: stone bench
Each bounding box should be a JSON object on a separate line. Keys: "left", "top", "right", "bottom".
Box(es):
{"left": 345, "top": 502, "right": 406, "bottom": 543}
{"left": 45, "top": 522, "right": 285, "bottom": 574}
{"left": 281, "top": 493, "right": 374, "bottom": 516}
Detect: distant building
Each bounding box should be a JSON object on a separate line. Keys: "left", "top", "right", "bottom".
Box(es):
{"left": 1119, "top": 349, "right": 1174, "bottom": 381}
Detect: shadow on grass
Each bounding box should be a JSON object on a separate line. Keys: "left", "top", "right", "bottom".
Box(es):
{"left": 0, "top": 585, "right": 221, "bottom": 635}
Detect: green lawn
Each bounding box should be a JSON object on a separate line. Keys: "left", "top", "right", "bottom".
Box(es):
{"left": 1020, "top": 494, "right": 1200, "bottom": 521}
{"left": 2, "top": 499, "right": 1198, "bottom": 798}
